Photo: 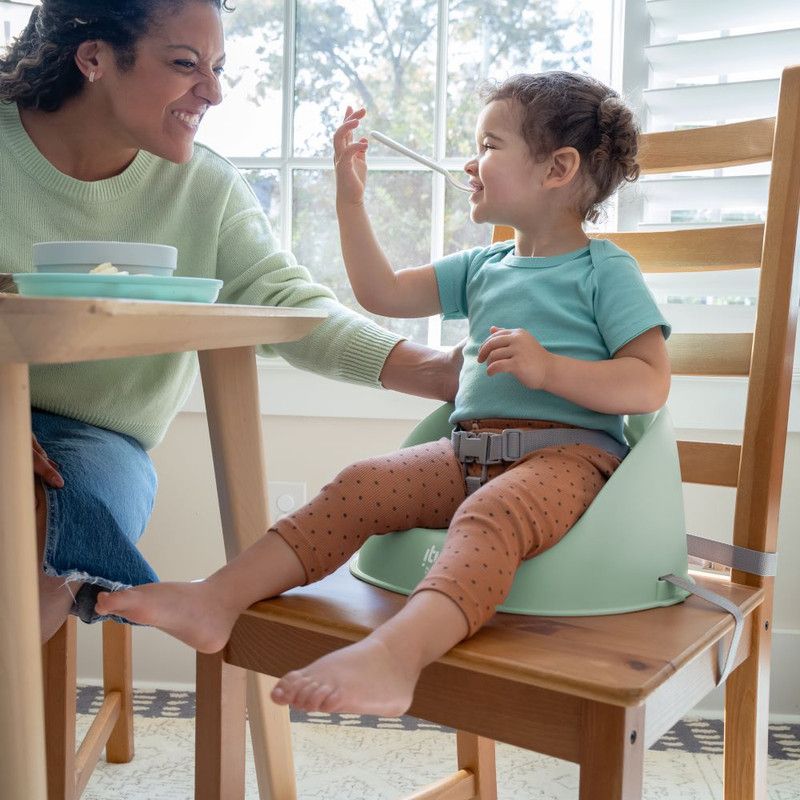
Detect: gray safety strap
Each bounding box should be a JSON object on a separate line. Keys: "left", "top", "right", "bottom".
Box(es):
{"left": 659, "top": 573, "right": 744, "bottom": 684}
{"left": 465, "top": 475, "right": 484, "bottom": 495}
{"left": 687, "top": 534, "right": 777, "bottom": 577}
{"left": 452, "top": 427, "right": 629, "bottom": 495}
{"left": 453, "top": 427, "right": 628, "bottom": 464}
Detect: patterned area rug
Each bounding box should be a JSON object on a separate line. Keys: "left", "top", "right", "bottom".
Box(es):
{"left": 75, "top": 707, "right": 800, "bottom": 800}
{"left": 77, "top": 685, "right": 800, "bottom": 759}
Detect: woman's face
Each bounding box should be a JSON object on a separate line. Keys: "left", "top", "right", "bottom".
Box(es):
{"left": 94, "top": 1, "right": 225, "bottom": 164}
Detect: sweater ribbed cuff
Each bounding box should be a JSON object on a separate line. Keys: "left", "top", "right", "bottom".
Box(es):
{"left": 336, "top": 322, "right": 405, "bottom": 387}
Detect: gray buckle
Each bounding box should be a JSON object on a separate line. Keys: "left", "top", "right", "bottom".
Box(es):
{"left": 502, "top": 429, "right": 523, "bottom": 461}
{"left": 452, "top": 431, "right": 501, "bottom": 464}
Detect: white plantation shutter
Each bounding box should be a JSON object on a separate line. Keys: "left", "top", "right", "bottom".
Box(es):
{"left": 643, "top": 0, "right": 797, "bottom": 130}
{"left": 615, "top": 0, "right": 800, "bottom": 386}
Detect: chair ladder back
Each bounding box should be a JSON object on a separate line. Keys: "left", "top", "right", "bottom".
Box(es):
{"left": 732, "top": 64, "right": 800, "bottom": 576}
{"left": 594, "top": 225, "right": 765, "bottom": 272}
{"left": 637, "top": 118, "right": 775, "bottom": 174}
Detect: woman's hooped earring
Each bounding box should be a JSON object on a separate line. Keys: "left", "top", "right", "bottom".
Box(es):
{"left": 89, "top": 70, "right": 96, "bottom": 84}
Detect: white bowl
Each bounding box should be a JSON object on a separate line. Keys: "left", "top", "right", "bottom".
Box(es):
{"left": 33, "top": 241, "right": 177, "bottom": 277}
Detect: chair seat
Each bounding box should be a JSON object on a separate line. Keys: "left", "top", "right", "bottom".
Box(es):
{"left": 224, "top": 565, "right": 762, "bottom": 758}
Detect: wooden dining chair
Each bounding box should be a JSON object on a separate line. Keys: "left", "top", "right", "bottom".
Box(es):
{"left": 194, "top": 63, "right": 800, "bottom": 800}
{"left": 42, "top": 618, "right": 133, "bottom": 800}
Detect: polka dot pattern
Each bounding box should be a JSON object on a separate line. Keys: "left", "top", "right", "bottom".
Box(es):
{"left": 272, "top": 419, "right": 621, "bottom": 637}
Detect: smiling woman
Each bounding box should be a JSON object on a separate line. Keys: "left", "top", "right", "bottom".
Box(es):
{"left": 1, "top": 0, "right": 230, "bottom": 171}
{"left": 0, "top": 0, "right": 461, "bottom": 642}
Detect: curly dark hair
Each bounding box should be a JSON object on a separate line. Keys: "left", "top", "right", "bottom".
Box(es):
{"left": 483, "top": 72, "right": 640, "bottom": 223}
{"left": 0, "top": 0, "right": 233, "bottom": 112}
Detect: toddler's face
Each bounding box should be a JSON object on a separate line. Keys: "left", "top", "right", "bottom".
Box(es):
{"left": 464, "top": 99, "right": 549, "bottom": 228}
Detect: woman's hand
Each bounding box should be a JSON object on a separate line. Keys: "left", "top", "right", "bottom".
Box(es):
{"left": 441, "top": 338, "right": 465, "bottom": 401}
{"left": 333, "top": 106, "right": 369, "bottom": 207}
{"left": 379, "top": 339, "right": 463, "bottom": 402}
{"left": 477, "top": 325, "right": 551, "bottom": 390}
{"left": 32, "top": 434, "right": 64, "bottom": 488}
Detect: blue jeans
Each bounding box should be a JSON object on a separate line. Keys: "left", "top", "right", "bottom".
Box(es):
{"left": 32, "top": 410, "right": 159, "bottom": 623}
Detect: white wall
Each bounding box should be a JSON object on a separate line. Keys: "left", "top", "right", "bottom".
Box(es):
{"left": 76, "top": 394, "right": 800, "bottom": 720}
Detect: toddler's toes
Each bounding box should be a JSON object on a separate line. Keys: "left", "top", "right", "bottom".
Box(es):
{"left": 271, "top": 670, "right": 304, "bottom": 706}
{"left": 289, "top": 675, "right": 322, "bottom": 709}
{"left": 299, "top": 681, "right": 336, "bottom": 712}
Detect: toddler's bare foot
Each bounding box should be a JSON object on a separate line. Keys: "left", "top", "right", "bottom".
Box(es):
{"left": 94, "top": 581, "right": 239, "bottom": 653}
{"left": 270, "top": 636, "right": 419, "bottom": 716}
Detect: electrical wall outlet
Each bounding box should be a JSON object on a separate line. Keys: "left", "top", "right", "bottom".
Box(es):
{"left": 268, "top": 481, "right": 307, "bottom": 522}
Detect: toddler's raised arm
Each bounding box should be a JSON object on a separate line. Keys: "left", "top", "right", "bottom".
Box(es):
{"left": 333, "top": 107, "right": 440, "bottom": 319}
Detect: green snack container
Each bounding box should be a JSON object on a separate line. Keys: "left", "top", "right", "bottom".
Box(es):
{"left": 350, "top": 404, "right": 691, "bottom": 616}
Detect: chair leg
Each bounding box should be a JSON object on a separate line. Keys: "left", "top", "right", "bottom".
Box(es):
{"left": 195, "top": 650, "right": 247, "bottom": 800}
{"left": 43, "top": 616, "right": 77, "bottom": 800}
{"left": 102, "top": 620, "right": 134, "bottom": 763}
{"left": 723, "top": 603, "right": 771, "bottom": 800}
{"left": 579, "top": 702, "right": 645, "bottom": 800}
{"left": 456, "top": 731, "right": 497, "bottom": 800}
{"left": 247, "top": 673, "right": 298, "bottom": 800}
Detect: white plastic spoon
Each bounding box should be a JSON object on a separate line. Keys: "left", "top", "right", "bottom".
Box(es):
{"left": 369, "top": 130, "right": 473, "bottom": 193}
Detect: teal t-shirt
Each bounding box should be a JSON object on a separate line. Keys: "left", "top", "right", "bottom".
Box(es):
{"left": 433, "top": 238, "right": 671, "bottom": 445}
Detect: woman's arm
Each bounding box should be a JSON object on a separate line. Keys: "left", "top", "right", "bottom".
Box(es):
{"left": 379, "top": 339, "right": 463, "bottom": 401}
{"left": 334, "top": 107, "right": 441, "bottom": 318}
{"left": 477, "top": 326, "right": 670, "bottom": 415}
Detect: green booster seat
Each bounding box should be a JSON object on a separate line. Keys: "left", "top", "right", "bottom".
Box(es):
{"left": 350, "top": 403, "right": 692, "bottom": 616}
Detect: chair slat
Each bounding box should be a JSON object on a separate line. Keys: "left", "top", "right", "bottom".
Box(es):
{"left": 594, "top": 225, "right": 764, "bottom": 273}
{"left": 495, "top": 226, "right": 764, "bottom": 274}
{"left": 668, "top": 333, "right": 752, "bottom": 376}
{"left": 638, "top": 118, "right": 775, "bottom": 174}
{"left": 492, "top": 226, "right": 514, "bottom": 244}
{"left": 678, "top": 441, "right": 741, "bottom": 487}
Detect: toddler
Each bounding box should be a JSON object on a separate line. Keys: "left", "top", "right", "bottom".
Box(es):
{"left": 96, "top": 71, "right": 671, "bottom": 717}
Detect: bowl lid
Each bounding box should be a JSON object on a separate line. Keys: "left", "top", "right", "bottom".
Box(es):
{"left": 33, "top": 241, "right": 177, "bottom": 268}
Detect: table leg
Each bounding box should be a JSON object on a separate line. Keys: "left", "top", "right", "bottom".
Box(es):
{"left": 199, "top": 347, "right": 297, "bottom": 800}
{"left": 0, "top": 363, "right": 47, "bottom": 800}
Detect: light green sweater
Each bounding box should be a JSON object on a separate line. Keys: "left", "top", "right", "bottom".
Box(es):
{"left": 0, "top": 101, "right": 402, "bottom": 449}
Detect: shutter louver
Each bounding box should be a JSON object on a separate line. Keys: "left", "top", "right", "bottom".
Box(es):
{"left": 624, "top": 0, "right": 799, "bottom": 322}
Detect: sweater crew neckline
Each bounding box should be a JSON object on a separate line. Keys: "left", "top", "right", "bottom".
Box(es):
{"left": 502, "top": 242, "right": 590, "bottom": 269}
{"left": 0, "top": 101, "right": 157, "bottom": 201}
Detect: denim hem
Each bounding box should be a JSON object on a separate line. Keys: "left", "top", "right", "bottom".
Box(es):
{"left": 41, "top": 565, "right": 134, "bottom": 624}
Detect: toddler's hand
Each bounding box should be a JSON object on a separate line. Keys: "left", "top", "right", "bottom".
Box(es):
{"left": 333, "top": 106, "right": 369, "bottom": 207}
{"left": 477, "top": 325, "right": 551, "bottom": 390}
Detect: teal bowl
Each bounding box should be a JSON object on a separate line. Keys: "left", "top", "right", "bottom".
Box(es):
{"left": 33, "top": 241, "right": 177, "bottom": 277}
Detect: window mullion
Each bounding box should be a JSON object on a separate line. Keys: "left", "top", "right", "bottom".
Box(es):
{"left": 280, "top": 0, "right": 298, "bottom": 252}
{"left": 616, "top": 0, "right": 651, "bottom": 232}
{"left": 427, "top": 0, "right": 450, "bottom": 348}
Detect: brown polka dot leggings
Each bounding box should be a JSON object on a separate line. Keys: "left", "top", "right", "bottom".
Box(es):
{"left": 271, "top": 419, "right": 621, "bottom": 637}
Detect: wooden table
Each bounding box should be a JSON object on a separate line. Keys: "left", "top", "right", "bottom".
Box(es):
{"left": 0, "top": 294, "right": 326, "bottom": 799}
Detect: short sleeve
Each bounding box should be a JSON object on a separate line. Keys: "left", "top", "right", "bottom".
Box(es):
{"left": 593, "top": 253, "right": 671, "bottom": 355}
{"left": 433, "top": 247, "right": 483, "bottom": 321}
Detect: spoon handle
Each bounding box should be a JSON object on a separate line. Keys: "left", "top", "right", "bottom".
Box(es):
{"left": 369, "top": 130, "right": 448, "bottom": 176}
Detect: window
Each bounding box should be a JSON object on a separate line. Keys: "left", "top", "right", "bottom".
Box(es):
{"left": 199, "top": 0, "right": 603, "bottom": 346}
{"left": 2, "top": 0, "right": 603, "bottom": 346}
